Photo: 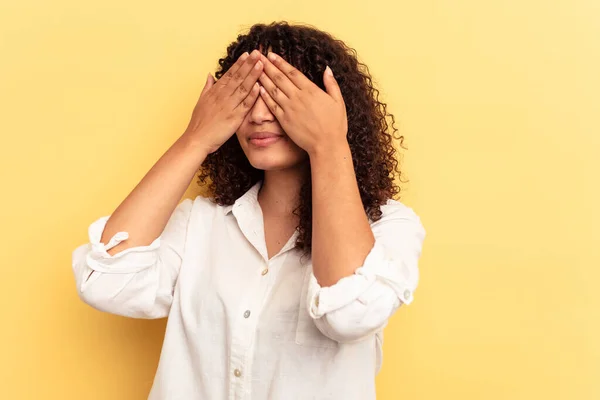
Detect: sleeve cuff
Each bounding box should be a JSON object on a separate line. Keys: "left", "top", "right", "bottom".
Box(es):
{"left": 307, "top": 239, "right": 416, "bottom": 319}
{"left": 85, "top": 216, "right": 161, "bottom": 274}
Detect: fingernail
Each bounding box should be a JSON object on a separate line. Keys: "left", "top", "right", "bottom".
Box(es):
{"left": 326, "top": 66, "right": 333, "bottom": 76}
{"left": 268, "top": 52, "right": 277, "bottom": 62}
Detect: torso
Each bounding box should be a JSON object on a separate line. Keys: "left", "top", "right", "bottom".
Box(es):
{"left": 147, "top": 184, "right": 381, "bottom": 399}
{"left": 263, "top": 212, "right": 299, "bottom": 260}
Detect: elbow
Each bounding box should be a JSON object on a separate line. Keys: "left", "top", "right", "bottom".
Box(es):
{"left": 315, "top": 313, "right": 386, "bottom": 344}
{"left": 71, "top": 240, "right": 170, "bottom": 318}
{"left": 72, "top": 252, "right": 165, "bottom": 319}
{"left": 315, "top": 319, "right": 375, "bottom": 344}
{"left": 72, "top": 246, "right": 110, "bottom": 312}
{"left": 77, "top": 283, "right": 116, "bottom": 315}
{"left": 76, "top": 276, "right": 165, "bottom": 319}
{"left": 314, "top": 295, "right": 401, "bottom": 344}
{"left": 75, "top": 274, "right": 121, "bottom": 315}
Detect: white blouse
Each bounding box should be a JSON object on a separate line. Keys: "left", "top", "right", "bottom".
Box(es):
{"left": 71, "top": 180, "right": 426, "bottom": 400}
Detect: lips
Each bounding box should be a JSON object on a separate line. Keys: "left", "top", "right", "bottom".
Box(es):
{"left": 249, "top": 131, "right": 283, "bottom": 140}
{"left": 248, "top": 132, "right": 284, "bottom": 147}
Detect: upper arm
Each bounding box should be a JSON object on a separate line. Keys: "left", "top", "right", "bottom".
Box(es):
{"left": 306, "top": 200, "right": 426, "bottom": 342}
{"left": 72, "top": 197, "right": 195, "bottom": 318}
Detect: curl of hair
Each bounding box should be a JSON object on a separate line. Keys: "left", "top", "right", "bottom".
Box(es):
{"left": 197, "top": 21, "right": 405, "bottom": 260}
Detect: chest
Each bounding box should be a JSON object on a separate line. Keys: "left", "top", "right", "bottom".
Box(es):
{"left": 263, "top": 213, "right": 299, "bottom": 261}
{"left": 176, "top": 210, "right": 307, "bottom": 326}
{"left": 172, "top": 208, "right": 339, "bottom": 358}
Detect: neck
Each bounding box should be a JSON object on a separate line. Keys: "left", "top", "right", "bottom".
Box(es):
{"left": 258, "top": 162, "right": 309, "bottom": 217}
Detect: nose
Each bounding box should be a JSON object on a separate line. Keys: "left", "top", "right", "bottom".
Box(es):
{"left": 248, "top": 92, "right": 276, "bottom": 124}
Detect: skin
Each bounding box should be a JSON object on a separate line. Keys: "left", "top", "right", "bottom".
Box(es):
{"left": 100, "top": 46, "right": 375, "bottom": 288}
{"left": 234, "top": 48, "right": 309, "bottom": 258}
{"left": 239, "top": 48, "right": 376, "bottom": 287}
{"left": 98, "top": 51, "right": 265, "bottom": 257}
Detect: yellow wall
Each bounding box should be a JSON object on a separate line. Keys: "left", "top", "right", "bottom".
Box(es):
{"left": 1, "top": 0, "right": 598, "bottom": 399}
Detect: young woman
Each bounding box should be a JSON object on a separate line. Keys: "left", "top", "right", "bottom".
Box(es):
{"left": 72, "top": 21, "right": 426, "bottom": 400}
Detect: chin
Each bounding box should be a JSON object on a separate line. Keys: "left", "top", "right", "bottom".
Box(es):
{"left": 247, "top": 152, "right": 307, "bottom": 171}
{"left": 237, "top": 134, "right": 309, "bottom": 171}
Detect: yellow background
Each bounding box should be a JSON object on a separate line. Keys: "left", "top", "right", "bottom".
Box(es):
{"left": 1, "top": 0, "right": 598, "bottom": 399}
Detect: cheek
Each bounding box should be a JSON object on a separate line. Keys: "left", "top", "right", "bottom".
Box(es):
{"left": 285, "top": 139, "right": 309, "bottom": 160}
{"left": 285, "top": 137, "right": 305, "bottom": 152}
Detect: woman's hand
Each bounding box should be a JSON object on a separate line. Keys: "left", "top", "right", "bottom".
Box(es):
{"left": 183, "top": 50, "right": 264, "bottom": 154}
{"left": 257, "top": 52, "right": 348, "bottom": 156}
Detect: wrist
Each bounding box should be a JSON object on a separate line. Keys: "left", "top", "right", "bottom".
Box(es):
{"left": 178, "top": 131, "right": 212, "bottom": 159}
{"left": 308, "top": 139, "right": 351, "bottom": 161}
{"left": 180, "top": 130, "right": 211, "bottom": 150}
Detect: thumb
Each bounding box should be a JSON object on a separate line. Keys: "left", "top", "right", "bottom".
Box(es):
{"left": 323, "top": 66, "right": 342, "bottom": 101}
{"left": 200, "top": 73, "right": 215, "bottom": 97}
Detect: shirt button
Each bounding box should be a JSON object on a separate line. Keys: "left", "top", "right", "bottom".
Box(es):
{"left": 234, "top": 369, "right": 242, "bottom": 377}
{"left": 403, "top": 289, "right": 411, "bottom": 300}
{"left": 261, "top": 268, "right": 269, "bottom": 275}
{"left": 315, "top": 296, "right": 320, "bottom": 307}
{"left": 244, "top": 310, "right": 251, "bottom": 318}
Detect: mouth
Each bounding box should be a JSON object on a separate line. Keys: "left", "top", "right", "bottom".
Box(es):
{"left": 249, "top": 132, "right": 284, "bottom": 147}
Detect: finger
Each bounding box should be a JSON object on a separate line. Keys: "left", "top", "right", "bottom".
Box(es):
{"left": 200, "top": 73, "right": 214, "bottom": 98}
{"left": 222, "top": 50, "right": 262, "bottom": 96}
{"left": 265, "top": 52, "right": 311, "bottom": 91}
{"left": 259, "top": 84, "right": 285, "bottom": 121}
{"left": 258, "top": 53, "right": 298, "bottom": 97}
{"left": 258, "top": 68, "right": 290, "bottom": 110}
{"left": 231, "top": 59, "right": 263, "bottom": 106}
{"left": 323, "top": 66, "right": 344, "bottom": 102}
{"left": 219, "top": 51, "right": 250, "bottom": 85}
{"left": 235, "top": 81, "right": 261, "bottom": 114}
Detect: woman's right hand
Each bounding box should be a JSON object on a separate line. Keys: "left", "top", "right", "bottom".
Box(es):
{"left": 183, "top": 50, "right": 264, "bottom": 154}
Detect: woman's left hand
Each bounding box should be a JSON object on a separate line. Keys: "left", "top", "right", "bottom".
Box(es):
{"left": 258, "top": 52, "right": 348, "bottom": 156}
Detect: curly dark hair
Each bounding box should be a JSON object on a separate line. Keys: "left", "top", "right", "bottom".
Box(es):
{"left": 197, "top": 21, "right": 405, "bottom": 259}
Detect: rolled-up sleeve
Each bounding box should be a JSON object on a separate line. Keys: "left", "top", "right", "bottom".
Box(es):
{"left": 71, "top": 198, "right": 194, "bottom": 319}
{"left": 306, "top": 201, "right": 425, "bottom": 343}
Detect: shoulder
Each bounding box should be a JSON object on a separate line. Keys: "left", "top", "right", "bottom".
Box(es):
{"left": 168, "top": 195, "right": 220, "bottom": 219}
{"left": 378, "top": 198, "right": 423, "bottom": 222}
{"left": 371, "top": 198, "right": 426, "bottom": 237}
{"left": 190, "top": 194, "right": 217, "bottom": 208}
{"left": 186, "top": 194, "right": 230, "bottom": 217}
{"left": 168, "top": 195, "right": 225, "bottom": 233}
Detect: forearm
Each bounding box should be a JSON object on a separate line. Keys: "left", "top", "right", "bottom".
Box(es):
{"left": 101, "top": 132, "right": 209, "bottom": 255}
{"left": 309, "top": 142, "right": 375, "bottom": 287}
